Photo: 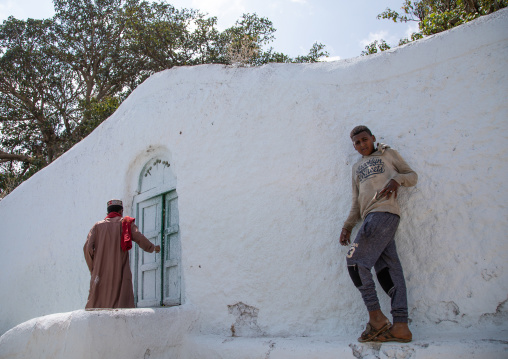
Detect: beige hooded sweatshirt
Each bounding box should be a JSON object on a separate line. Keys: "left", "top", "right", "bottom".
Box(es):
{"left": 343, "top": 144, "right": 418, "bottom": 232}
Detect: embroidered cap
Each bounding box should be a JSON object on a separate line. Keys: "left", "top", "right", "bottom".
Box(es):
{"left": 107, "top": 199, "right": 123, "bottom": 208}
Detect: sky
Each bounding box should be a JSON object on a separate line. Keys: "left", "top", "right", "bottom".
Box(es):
{"left": 0, "top": 0, "right": 419, "bottom": 60}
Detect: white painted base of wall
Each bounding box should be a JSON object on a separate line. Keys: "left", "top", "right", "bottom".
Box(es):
{"left": 0, "top": 307, "right": 196, "bottom": 359}
{"left": 1, "top": 307, "right": 507, "bottom": 359}
{"left": 186, "top": 334, "right": 508, "bottom": 359}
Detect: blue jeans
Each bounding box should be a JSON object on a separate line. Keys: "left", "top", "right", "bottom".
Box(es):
{"left": 346, "top": 212, "right": 408, "bottom": 323}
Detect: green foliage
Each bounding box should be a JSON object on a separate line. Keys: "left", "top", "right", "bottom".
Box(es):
{"left": 221, "top": 13, "right": 277, "bottom": 66}
{"left": 0, "top": 17, "right": 77, "bottom": 179}
{"left": 253, "top": 42, "right": 329, "bottom": 65}
{"left": 216, "top": 14, "right": 329, "bottom": 66}
{"left": 76, "top": 96, "right": 121, "bottom": 138}
{"left": 398, "top": 32, "right": 424, "bottom": 46}
{"left": 122, "top": 1, "right": 221, "bottom": 69}
{"left": 292, "top": 42, "right": 329, "bottom": 63}
{"left": 361, "top": 39, "right": 391, "bottom": 56}
{"left": 0, "top": 0, "right": 328, "bottom": 197}
{"left": 367, "top": 0, "right": 507, "bottom": 55}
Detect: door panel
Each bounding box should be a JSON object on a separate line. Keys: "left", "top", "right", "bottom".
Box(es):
{"left": 163, "top": 192, "right": 181, "bottom": 306}
{"left": 134, "top": 191, "right": 180, "bottom": 307}
{"left": 136, "top": 196, "right": 162, "bottom": 307}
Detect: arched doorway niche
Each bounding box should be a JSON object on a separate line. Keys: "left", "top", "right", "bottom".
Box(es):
{"left": 131, "top": 156, "right": 181, "bottom": 308}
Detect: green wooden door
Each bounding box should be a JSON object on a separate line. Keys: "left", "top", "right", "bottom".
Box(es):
{"left": 135, "top": 191, "right": 180, "bottom": 307}
{"left": 163, "top": 191, "right": 181, "bottom": 306}
{"left": 136, "top": 196, "right": 162, "bottom": 307}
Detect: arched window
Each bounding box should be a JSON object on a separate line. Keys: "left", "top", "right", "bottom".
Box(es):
{"left": 132, "top": 158, "right": 181, "bottom": 307}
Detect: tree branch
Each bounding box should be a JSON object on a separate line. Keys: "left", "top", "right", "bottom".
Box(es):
{"left": 0, "top": 150, "right": 34, "bottom": 163}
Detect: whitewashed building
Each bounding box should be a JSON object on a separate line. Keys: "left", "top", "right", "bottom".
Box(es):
{"left": 0, "top": 9, "right": 507, "bottom": 359}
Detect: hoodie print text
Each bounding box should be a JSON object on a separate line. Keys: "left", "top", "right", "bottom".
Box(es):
{"left": 357, "top": 157, "right": 385, "bottom": 183}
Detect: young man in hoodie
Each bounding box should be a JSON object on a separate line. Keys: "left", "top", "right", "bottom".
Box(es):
{"left": 339, "top": 125, "right": 417, "bottom": 343}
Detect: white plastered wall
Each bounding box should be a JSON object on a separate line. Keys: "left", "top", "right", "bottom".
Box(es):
{"left": 0, "top": 9, "right": 507, "bottom": 341}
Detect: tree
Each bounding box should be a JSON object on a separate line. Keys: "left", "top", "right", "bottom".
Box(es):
{"left": 0, "top": 0, "right": 328, "bottom": 198}
{"left": 361, "top": 39, "right": 391, "bottom": 56}
{"left": 51, "top": 0, "right": 140, "bottom": 131}
{"left": 379, "top": 0, "right": 507, "bottom": 35}
{"left": 363, "top": 0, "right": 507, "bottom": 55}
{"left": 122, "top": 0, "right": 222, "bottom": 69}
{"left": 211, "top": 13, "right": 328, "bottom": 66}
{"left": 0, "top": 0, "right": 134, "bottom": 199}
{"left": 0, "top": 17, "right": 79, "bottom": 195}
{"left": 292, "top": 42, "right": 329, "bottom": 63}
{"left": 221, "top": 13, "right": 276, "bottom": 66}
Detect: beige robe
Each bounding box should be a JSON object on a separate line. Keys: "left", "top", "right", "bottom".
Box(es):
{"left": 84, "top": 216, "right": 155, "bottom": 309}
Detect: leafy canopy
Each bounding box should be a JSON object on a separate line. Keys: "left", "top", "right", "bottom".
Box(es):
{"left": 0, "top": 0, "right": 328, "bottom": 198}
{"left": 362, "top": 0, "right": 507, "bottom": 55}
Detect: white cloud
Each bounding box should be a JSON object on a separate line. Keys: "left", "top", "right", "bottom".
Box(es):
{"left": 176, "top": 0, "right": 247, "bottom": 30}
{"left": 358, "top": 22, "right": 421, "bottom": 52}
{"left": 358, "top": 25, "right": 419, "bottom": 50}
{"left": 0, "top": 0, "right": 21, "bottom": 20}
{"left": 289, "top": 0, "right": 307, "bottom": 4}
{"left": 190, "top": 0, "right": 246, "bottom": 17}
{"left": 0, "top": 0, "right": 54, "bottom": 21}
{"left": 359, "top": 30, "right": 389, "bottom": 48}
{"left": 321, "top": 55, "right": 341, "bottom": 62}
{"left": 404, "top": 22, "right": 420, "bottom": 38}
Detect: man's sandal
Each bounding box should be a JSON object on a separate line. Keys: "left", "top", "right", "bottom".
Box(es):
{"left": 357, "top": 320, "right": 391, "bottom": 342}
{"left": 372, "top": 329, "right": 412, "bottom": 343}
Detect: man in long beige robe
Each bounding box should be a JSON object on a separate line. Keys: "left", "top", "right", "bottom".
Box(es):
{"left": 84, "top": 199, "right": 160, "bottom": 309}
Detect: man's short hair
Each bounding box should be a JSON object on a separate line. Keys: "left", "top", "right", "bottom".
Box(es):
{"left": 107, "top": 205, "right": 123, "bottom": 214}
{"left": 350, "top": 125, "right": 373, "bottom": 139}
